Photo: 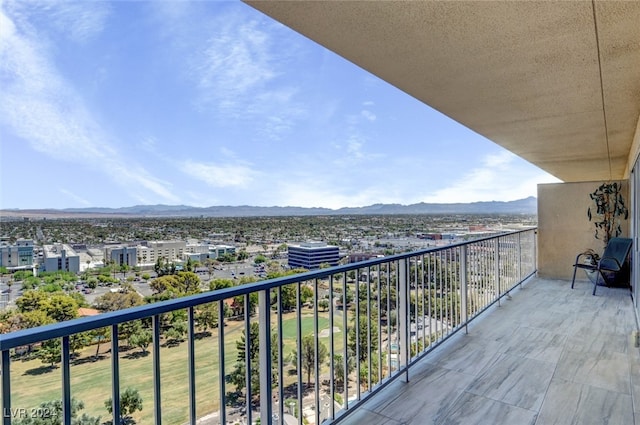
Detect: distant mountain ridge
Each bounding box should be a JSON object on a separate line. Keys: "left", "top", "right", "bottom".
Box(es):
{"left": 2, "top": 197, "right": 537, "bottom": 218}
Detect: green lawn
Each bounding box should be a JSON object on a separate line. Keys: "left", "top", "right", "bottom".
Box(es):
{"left": 7, "top": 310, "right": 346, "bottom": 424}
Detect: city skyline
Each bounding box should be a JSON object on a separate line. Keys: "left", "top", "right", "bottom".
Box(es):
{"left": 0, "top": 1, "right": 560, "bottom": 211}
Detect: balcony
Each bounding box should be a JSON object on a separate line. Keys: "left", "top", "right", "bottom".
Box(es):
{"left": 339, "top": 279, "right": 638, "bottom": 425}
{"left": 0, "top": 229, "right": 638, "bottom": 425}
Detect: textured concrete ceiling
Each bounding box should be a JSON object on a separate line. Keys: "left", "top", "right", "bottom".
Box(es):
{"left": 246, "top": 1, "right": 640, "bottom": 182}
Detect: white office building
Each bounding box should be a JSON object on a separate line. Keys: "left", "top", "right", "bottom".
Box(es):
{"left": 43, "top": 244, "right": 80, "bottom": 273}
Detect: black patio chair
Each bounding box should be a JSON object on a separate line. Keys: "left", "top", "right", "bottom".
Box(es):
{"left": 571, "top": 237, "right": 633, "bottom": 295}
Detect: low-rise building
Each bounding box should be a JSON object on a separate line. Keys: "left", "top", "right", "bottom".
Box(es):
{"left": 104, "top": 245, "right": 138, "bottom": 267}
{"left": 43, "top": 244, "right": 80, "bottom": 273}
{"left": 0, "top": 239, "right": 34, "bottom": 270}
{"left": 138, "top": 240, "right": 186, "bottom": 264}
{"left": 184, "top": 244, "right": 236, "bottom": 263}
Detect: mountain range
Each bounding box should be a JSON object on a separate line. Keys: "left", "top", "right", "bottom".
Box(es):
{"left": 1, "top": 197, "right": 537, "bottom": 218}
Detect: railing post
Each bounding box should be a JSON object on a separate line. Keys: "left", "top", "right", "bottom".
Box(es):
{"left": 517, "top": 232, "right": 523, "bottom": 285}
{"left": 62, "top": 336, "right": 71, "bottom": 425}
{"left": 460, "top": 246, "right": 469, "bottom": 334}
{"left": 1, "top": 350, "right": 10, "bottom": 425}
{"left": 111, "top": 325, "right": 121, "bottom": 423}
{"left": 188, "top": 308, "right": 196, "bottom": 425}
{"left": 218, "top": 301, "right": 226, "bottom": 425}
{"left": 398, "top": 258, "right": 409, "bottom": 382}
{"left": 245, "top": 295, "right": 253, "bottom": 425}
{"left": 495, "top": 238, "right": 501, "bottom": 304}
{"left": 152, "top": 315, "right": 162, "bottom": 425}
{"left": 259, "top": 288, "right": 273, "bottom": 425}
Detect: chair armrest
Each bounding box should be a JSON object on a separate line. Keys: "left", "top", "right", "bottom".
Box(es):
{"left": 574, "top": 252, "right": 596, "bottom": 266}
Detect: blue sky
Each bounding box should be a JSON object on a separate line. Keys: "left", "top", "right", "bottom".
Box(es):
{"left": 0, "top": 1, "right": 559, "bottom": 210}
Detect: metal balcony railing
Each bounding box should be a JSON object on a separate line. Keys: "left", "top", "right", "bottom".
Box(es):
{"left": 0, "top": 229, "right": 537, "bottom": 425}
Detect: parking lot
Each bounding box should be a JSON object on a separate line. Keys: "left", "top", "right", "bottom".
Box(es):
{"left": 0, "top": 260, "right": 281, "bottom": 312}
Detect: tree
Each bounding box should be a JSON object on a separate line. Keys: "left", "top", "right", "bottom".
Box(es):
{"left": 14, "top": 398, "right": 100, "bottom": 425}
{"left": 332, "top": 353, "right": 355, "bottom": 391}
{"left": 299, "top": 334, "right": 328, "bottom": 384}
{"left": 347, "top": 315, "right": 378, "bottom": 362}
{"left": 300, "top": 285, "right": 314, "bottom": 305}
{"left": 105, "top": 387, "right": 143, "bottom": 424}
{"left": 195, "top": 302, "right": 226, "bottom": 332}
{"left": 278, "top": 284, "right": 297, "bottom": 312}
{"left": 119, "top": 320, "right": 143, "bottom": 348}
{"left": 16, "top": 290, "right": 48, "bottom": 313}
{"left": 128, "top": 328, "right": 152, "bottom": 354}
{"left": 19, "top": 310, "right": 53, "bottom": 329}
{"left": 154, "top": 257, "right": 176, "bottom": 277}
{"left": 227, "top": 322, "right": 279, "bottom": 401}
{"left": 41, "top": 294, "right": 79, "bottom": 322}
{"left": 38, "top": 338, "right": 61, "bottom": 367}
{"left": 319, "top": 298, "right": 330, "bottom": 312}
{"left": 149, "top": 272, "right": 201, "bottom": 296}
{"left": 205, "top": 258, "right": 219, "bottom": 279}
{"left": 185, "top": 256, "right": 194, "bottom": 272}
{"left": 209, "top": 278, "right": 234, "bottom": 291}
{"left": 94, "top": 291, "right": 143, "bottom": 312}
{"left": 163, "top": 311, "right": 187, "bottom": 346}
{"left": 86, "top": 276, "right": 98, "bottom": 289}
{"left": 70, "top": 332, "right": 92, "bottom": 354}
{"left": 92, "top": 327, "right": 109, "bottom": 359}
{"left": 120, "top": 263, "right": 130, "bottom": 278}
{"left": 176, "top": 271, "right": 201, "bottom": 294}
{"left": 149, "top": 275, "right": 180, "bottom": 294}
{"left": 230, "top": 292, "right": 258, "bottom": 318}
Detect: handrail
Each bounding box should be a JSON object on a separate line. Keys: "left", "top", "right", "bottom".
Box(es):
{"left": 0, "top": 227, "right": 537, "bottom": 425}
{"left": 0, "top": 228, "right": 535, "bottom": 351}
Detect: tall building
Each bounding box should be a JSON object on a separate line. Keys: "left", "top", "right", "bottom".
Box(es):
{"left": 287, "top": 242, "right": 339, "bottom": 270}
{"left": 43, "top": 244, "right": 80, "bottom": 273}
{"left": 0, "top": 239, "right": 34, "bottom": 269}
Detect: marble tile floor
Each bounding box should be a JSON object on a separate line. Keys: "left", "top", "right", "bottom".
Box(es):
{"left": 337, "top": 278, "right": 640, "bottom": 425}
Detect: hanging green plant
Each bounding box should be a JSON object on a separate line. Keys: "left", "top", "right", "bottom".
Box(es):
{"left": 587, "top": 182, "right": 629, "bottom": 245}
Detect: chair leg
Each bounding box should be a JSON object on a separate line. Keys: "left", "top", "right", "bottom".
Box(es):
{"left": 571, "top": 265, "right": 578, "bottom": 289}
{"left": 593, "top": 269, "right": 604, "bottom": 296}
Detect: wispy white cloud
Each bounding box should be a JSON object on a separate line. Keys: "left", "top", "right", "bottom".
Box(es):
{"left": 0, "top": 1, "right": 180, "bottom": 205}
{"left": 361, "top": 110, "right": 376, "bottom": 122}
{"left": 138, "top": 136, "right": 158, "bottom": 153}
{"left": 194, "top": 19, "right": 277, "bottom": 110}
{"left": 176, "top": 7, "right": 307, "bottom": 141}
{"left": 181, "top": 160, "right": 258, "bottom": 188}
{"left": 48, "top": 1, "right": 110, "bottom": 44}
{"left": 59, "top": 188, "right": 91, "bottom": 207}
{"left": 422, "top": 151, "right": 560, "bottom": 203}
{"left": 2, "top": 0, "right": 109, "bottom": 45}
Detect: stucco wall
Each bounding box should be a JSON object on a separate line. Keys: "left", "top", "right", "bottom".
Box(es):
{"left": 537, "top": 181, "right": 629, "bottom": 280}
